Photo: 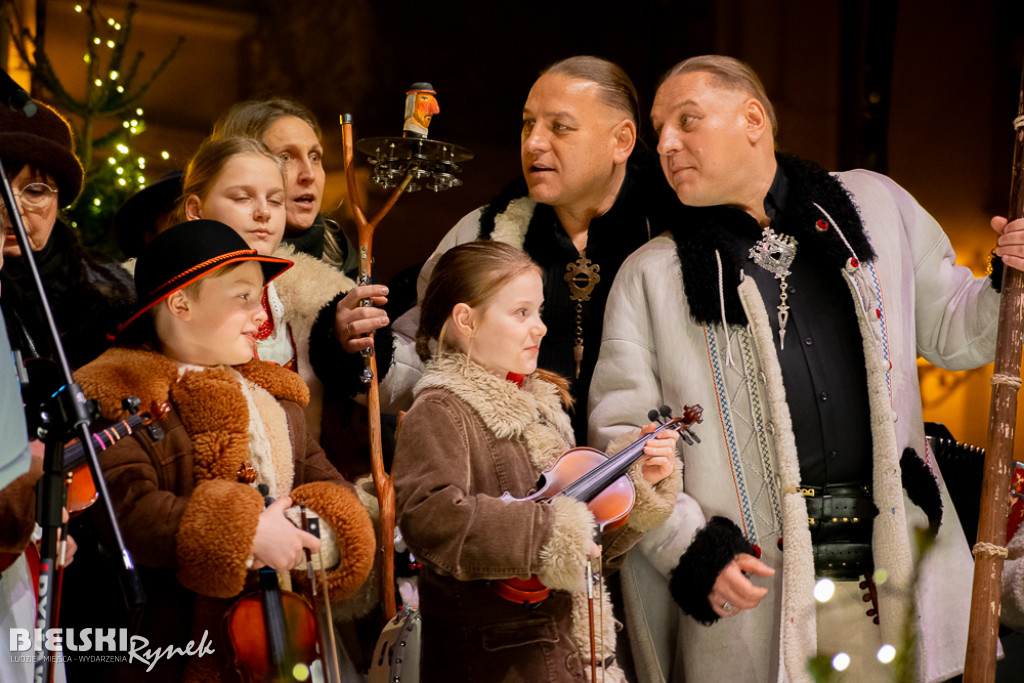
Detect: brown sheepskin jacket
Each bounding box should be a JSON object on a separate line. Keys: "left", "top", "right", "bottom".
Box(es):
{"left": 393, "top": 353, "right": 681, "bottom": 683}
{"left": 73, "top": 347, "right": 375, "bottom": 683}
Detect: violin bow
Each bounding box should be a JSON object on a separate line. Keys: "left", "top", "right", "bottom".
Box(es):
{"left": 340, "top": 114, "right": 412, "bottom": 621}
{"left": 585, "top": 550, "right": 607, "bottom": 683}
{"left": 300, "top": 505, "right": 342, "bottom": 682}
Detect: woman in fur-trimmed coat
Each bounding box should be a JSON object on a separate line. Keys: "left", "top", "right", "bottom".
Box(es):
{"left": 73, "top": 347, "right": 375, "bottom": 683}
{"left": 394, "top": 351, "right": 681, "bottom": 683}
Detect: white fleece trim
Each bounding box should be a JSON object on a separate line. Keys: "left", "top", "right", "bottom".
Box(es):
{"left": 490, "top": 197, "right": 536, "bottom": 250}
{"left": 236, "top": 372, "right": 294, "bottom": 500}
{"left": 271, "top": 244, "right": 356, "bottom": 442}
{"left": 415, "top": 353, "right": 573, "bottom": 447}
{"left": 841, "top": 270, "right": 913, "bottom": 652}
{"left": 737, "top": 277, "right": 816, "bottom": 683}
{"left": 538, "top": 496, "right": 593, "bottom": 592}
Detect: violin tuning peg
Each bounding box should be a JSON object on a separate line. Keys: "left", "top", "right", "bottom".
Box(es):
{"left": 122, "top": 395, "right": 141, "bottom": 413}
{"left": 680, "top": 433, "right": 694, "bottom": 446}
{"left": 647, "top": 409, "right": 660, "bottom": 423}
{"left": 659, "top": 405, "right": 673, "bottom": 418}
{"left": 686, "top": 428, "right": 701, "bottom": 444}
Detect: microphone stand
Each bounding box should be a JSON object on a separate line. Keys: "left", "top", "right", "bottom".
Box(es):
{"left": 0, "top": 145, "right": 145, "bottom": 682}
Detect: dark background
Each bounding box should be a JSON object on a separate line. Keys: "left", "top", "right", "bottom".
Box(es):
{"left": 8, "top": 0, "right": 1024, "bottom": 447}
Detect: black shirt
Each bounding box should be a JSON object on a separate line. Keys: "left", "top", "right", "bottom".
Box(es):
{"left": 723, "top": 166, "right": 873, "bottom": 486}
{"left": 519, "top": 154, "right": 675, "bottom": 445}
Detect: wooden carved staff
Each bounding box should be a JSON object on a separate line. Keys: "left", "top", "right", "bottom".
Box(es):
{"left": 963, "top": 69, "right": 1024, "bottom": 683}
{"left": 340, "top": 90, "right": 471, "bottom": 622}
{"left": 341, "top": 114, "right": 413, "bottom": 621}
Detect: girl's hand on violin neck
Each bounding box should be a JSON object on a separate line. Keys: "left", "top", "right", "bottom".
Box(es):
{"left": 250, "top": 496, "right": 322, "bottom": 570}
{"left": 639, "top": 423, "right": 679, "bottom": 485}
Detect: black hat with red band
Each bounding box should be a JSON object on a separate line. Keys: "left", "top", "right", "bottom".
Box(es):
{"left": 119, "top": 219, "right": 292, "bottom": 333}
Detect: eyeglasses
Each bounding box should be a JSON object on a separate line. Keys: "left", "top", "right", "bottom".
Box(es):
{"left": 0, "top": 182, "right": 58, "bottom": 214}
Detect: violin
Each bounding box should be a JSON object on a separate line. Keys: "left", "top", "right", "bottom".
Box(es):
{"left": 0, "top": 396, "right": 167, "bottom": 573}
{"left": 61, "top": 396, "right": 168, "bottom": 517}
{"left": 493, "top": 404, "right": 703, "bottom": 604}
{"left": 226, "top": 485, "right": 319, "bottom": 683}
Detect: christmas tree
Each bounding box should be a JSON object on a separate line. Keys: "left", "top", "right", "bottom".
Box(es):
{"left": 4, "top": 0, "right": 181, "bottom": 257}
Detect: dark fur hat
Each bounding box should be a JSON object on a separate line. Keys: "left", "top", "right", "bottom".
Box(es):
{"left": 0, "top": 101, "right": 84, "bottom": 207}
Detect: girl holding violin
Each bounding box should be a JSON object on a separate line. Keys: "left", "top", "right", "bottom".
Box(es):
{"left": 392, "top": 241, "right": 682, "bottom": 682}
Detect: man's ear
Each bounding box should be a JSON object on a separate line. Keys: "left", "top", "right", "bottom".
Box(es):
{"left": 450, "top": 302, "right": 476, "bottom": 339}
{"left": 612, "top": 118, "right": 637, "bottom": 165}
{"left": 743, "top": 98, "right": 769, "bottom": 144}
{"left": 183, "top": 195, "right": 203, "bottom": 221}
{"left": 165, "top": 290, "right": 191, "bottom": 322}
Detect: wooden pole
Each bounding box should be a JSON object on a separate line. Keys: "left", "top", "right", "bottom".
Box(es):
{"left": 340, "top": 115, "right": 410, "bottom": 621}
{"left": 963, "top": 69, "right": 1024, "bottom": 683}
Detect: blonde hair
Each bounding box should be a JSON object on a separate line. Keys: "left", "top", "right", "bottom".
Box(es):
{"left": 212, "top": 97, "right": 321, "bottom": 141}
{"left": 175, "top": 136, "right": 284, "bottom": 223}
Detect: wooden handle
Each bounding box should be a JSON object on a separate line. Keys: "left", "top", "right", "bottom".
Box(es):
{"left": 963, "top": 69, "right": 1024, "bottom": 683}
{"left": 340, "top": 115, "right": 397, "bottom": 620}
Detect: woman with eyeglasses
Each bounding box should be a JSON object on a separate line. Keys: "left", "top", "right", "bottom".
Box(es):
{"left": 0, "top": 101, "right": 136, "bottom": 371}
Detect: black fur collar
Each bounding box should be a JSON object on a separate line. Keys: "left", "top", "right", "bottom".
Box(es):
{"left": 669, "top": 154, "right": 876, "bottom": 327}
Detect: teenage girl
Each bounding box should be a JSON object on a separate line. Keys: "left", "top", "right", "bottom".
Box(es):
{"left": 179, "top": 136, "right": 355, "bottom": 442}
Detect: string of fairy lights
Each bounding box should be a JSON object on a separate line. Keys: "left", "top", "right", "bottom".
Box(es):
{"left": 62, "top": 4, "right": 173, "bottom": 256}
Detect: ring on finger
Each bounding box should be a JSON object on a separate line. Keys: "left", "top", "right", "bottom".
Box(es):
{"left": 722, "top": 600, "right": 735, "bottom": 613}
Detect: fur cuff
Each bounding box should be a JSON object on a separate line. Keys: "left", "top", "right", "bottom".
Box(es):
{"left": 285, "top": 505, "right": 340, "bottom": 571}
{"left": 989, "top": 253, "right": 1004, "bottom": 293}
{"left": 175, "top": 479, "right": 264, "bottom": 598}
{"left": 307, "top": 290, "right": 367, "bottom": 399}
{"left": 538, "top": 496, "right": 594, "bottom": 592}
{"left": 330, "top": 475, "right": 384, "bottom": 619}
{"left": 605, "top": 429, "right": 640, "bottom": 458}
{"left": 626, "top": 459, "right": 683, "bottom": 533}
{"left": 669, "top": 516, "right": 754, "bottom": 626}
{"left": 900, "top": 447, "right": 942, "bottom": 530}
{"left": 290, "top": 481, "right": 375, "bottom": 600}
{"left": 604, "top": 427, "right": 683, "bottom": 532}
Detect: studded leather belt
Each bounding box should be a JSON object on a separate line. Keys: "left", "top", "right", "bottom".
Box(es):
{"left": 801, "top": 483, "right": 877, "bottom": 580}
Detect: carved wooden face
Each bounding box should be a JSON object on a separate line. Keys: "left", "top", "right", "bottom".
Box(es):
{"left": 405, "top": 91, "right": 439, "bottom": 132}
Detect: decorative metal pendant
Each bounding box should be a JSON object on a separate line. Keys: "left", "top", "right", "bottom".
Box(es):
{"left": 748, "top": 227, "right": 798, "bottom": 349}
{"left": 564, "top": 252, "right": 601, "bottom": 302}
{"left": 564, "top": 250, "right": 601, "bottom": 378}
{"left": 749, "top": 227, "right": 797, "bottom": 279}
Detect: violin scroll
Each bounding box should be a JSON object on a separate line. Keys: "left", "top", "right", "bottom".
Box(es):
{"left": 651, "top": 404, "right": 703, "bottom": 445}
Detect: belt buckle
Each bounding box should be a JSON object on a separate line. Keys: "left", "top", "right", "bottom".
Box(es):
{"left": 799, "top": 487, "right": 816, "bottom": 498}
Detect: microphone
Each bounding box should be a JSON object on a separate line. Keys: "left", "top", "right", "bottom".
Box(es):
{"left": 0, "top": 68, "right": 36, "bottom": 117}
